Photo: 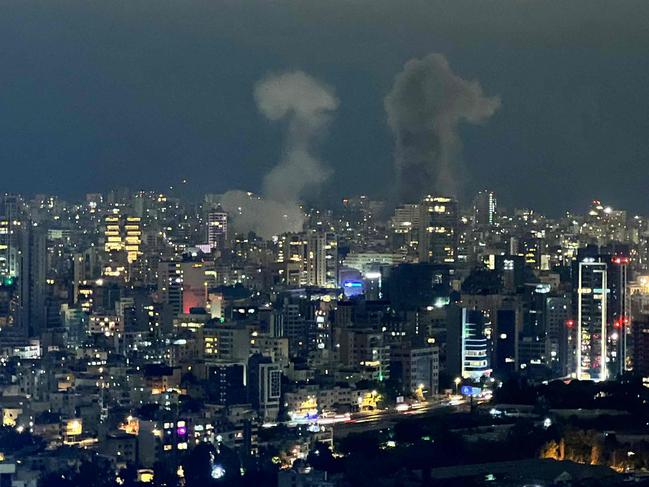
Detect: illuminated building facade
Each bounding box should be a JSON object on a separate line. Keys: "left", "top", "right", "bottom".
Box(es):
{"left": 88, "top": 314, "right": 122, "bottom": 336}
{"left": 157, "top": 261, "right": 183, "bottom": 330}
{"left": 610, "top": 254, "right": 630, "bottom": 375}
{"left": 124, "top": 217, "right": 142, "bottom": 264}
{"left": 571, "top": 246, "right": 630, "bottom": 380}
{"left": 390, "top": 203, "right": 420, "bottom": 252}
{"left": 0, "top": 218, "right": 10, "bottom": 278}
{"left": 207, "top": 210, "right": 228, "bottom": 250}
{"left": 583, "top": 201, "right": 627, "bottom": 244}
{"left": 419, "top": 195, "right": 458, "bottom": 264}
{"left": 0, "top": 195, "right": 20, "bottom": 278}
{"left": 279, "top": 231, "right": 337, "bottom": 288}
{"left": 306, "top": 231, "right": 337, "bottom": 288}
{"left": 545, "top": 295, "right": 571, "bottom": 375}
{"left": 575, "top": 258, "right": 608, "bottom": 381}
{"left": 473, "top": 190, "right": 497, "bottom": 226}
{"left": 461, "top": 308, "right": 490, "bottom": 380}
{"left": 103, "top": 210, "right": 142, "bottom": 278}
{"left": 199, "top": 322, "right": 251, "bottom": 361}
{"left": 104, "top": 211, "right": 123, "bottom": 255}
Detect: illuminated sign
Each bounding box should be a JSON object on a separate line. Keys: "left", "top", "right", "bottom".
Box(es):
{"left": 460, "top": 386, "right": 481, "bottom": 397}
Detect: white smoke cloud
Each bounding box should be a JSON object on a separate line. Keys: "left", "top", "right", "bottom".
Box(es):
{"left": 256, "top": 71, "right": 338, "bottom": 203}
{"left": 220, "top": 190, "right": 304, "bottom": 237}
{"left": 385, "top": 53, "right": 500, "bottom": 202}
{"left": 223, "top": 71, "right": 338, "bottom": 238}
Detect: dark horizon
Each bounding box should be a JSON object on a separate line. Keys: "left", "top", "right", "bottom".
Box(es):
{"left": 2, "top": 1, "right": 649, "bottom": 215}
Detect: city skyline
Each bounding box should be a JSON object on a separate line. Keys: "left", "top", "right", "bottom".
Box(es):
{"left": 2, "top": 1, "right": 649, "bottom": 214}
{"left": 4, "top": 2, "right": 649, "bottom": 486}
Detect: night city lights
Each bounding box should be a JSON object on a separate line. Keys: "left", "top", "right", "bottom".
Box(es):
{"left": 1, "top": 1, "right": 649, "bottom": 486}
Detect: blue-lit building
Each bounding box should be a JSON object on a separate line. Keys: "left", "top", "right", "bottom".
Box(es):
{"left": 461, "top": 308, "right": 490, "bottom": 380}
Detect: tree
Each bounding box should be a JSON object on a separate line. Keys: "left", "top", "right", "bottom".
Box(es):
{"left": 181, "top": 443, "right": 241, "bottom": 486}
{"left": 306, "top": 442, "right": 337, "bottom": 472}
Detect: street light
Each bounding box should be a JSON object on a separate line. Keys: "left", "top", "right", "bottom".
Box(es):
{"left": 454, "top": 377, "right": 461, "bottom": 395}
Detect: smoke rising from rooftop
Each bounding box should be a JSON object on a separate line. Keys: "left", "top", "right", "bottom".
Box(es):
{"left": 385, "top": 53, "right": 500, "bottom": 202}
{"left": 220, "top": 190, "right": 305, "bottom": 237}
{"left": 221, "top": 71, "right": 338, "bottom": 238}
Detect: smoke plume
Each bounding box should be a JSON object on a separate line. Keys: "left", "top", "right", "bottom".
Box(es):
{"left": 221, "top": 71, "right": 338, "bottom": 238}
{"left": 385, "top": 53, "right": 500, "bottom": 202}
{"left": 256, "top": 71, "right": 338, "bottom": 203}
{"left": 220, "top": 190, "right": 305, "bottom": 237}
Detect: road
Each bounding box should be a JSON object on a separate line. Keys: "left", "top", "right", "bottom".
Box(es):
{"left": 331, "top": 400, "right": 468, "bottom": 438}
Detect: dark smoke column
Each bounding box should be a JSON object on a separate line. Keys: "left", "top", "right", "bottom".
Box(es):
{"left": 385, "top": 53, "right": 500, "bottom": 202}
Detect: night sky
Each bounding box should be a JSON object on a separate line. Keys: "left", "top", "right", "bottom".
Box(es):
{"left": 1, "top": 0, "right": 649, "bottom": 215}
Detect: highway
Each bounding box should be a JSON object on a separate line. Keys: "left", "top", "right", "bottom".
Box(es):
{"left": 331, "top": 399, "right": 468, "bottom": 438}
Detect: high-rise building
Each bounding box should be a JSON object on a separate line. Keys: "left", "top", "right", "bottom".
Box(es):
{"left": 199, "top": 322, "right": 251, "bottom": 362}
{"left": 334, "top": 327, "right": 390, "bottom": 381}
{"left": 495, "top": 255, "right": 525, "bottom": 292}
{"left": 124, "top": 217, "right": 142, "bottom": 264}
{"left": 473, "top": 190, "right": 497, "bottom": 226}
{"left": 631, "top": 315, "right": 649, "bottom": 378}
{"left": 306, "top": 232, "right": 327, "bottom": 287}
{"left": 419, "top": 195, "right": 458, "bottom": 264}
{"left": 103, "top": 209, "right": 142, "bottom": 278}
{"left": 494, "top": 309, "right": 518, "bottom": 376}
{"left": 248, "top": 354, "right": 282, "bottom": 421}
{"left": 545, "top": 295, "right": 571, "bottom": 375}
{"left": 104, "top": 210, "right": 123, "bottom": 253}
{"left": 18, "top": 223, "right": 47, "bottom": 337}
{"left": 277, "top": 299, "right": 306, "bottom": 354}
{"left": 610, "top": 254, "right": 630, "bottom": 375}
{"left": 204, "top": 363, "right": 246, "bottom": 406}
{"left": 383, "top": 263, "right": 451, "bottom": 310}
{"left": 157, "top": 261, "right": 183, "bottom": 330}
{"left": 391, "top": 343, "right": 439, "bottom": 396}
{"left": 0, "top": 279, "right": 19, "bottom": 333}
{"left": 61, "top": 304, "right": 87, "bottom": 346}
{"left": 72, "top": 247, "right": 101, "bottom": 304}
{"left": 574, "top": 257, "right": 608, "bottom": 381}
{"left": 461, "top": 308, "right": 490, "bottom": 380}
{"left": 306, "top": 231, "right": 337, "bottom": 288}
{"left": 390, "top": 203, "right": 420, "bottom": 252}
{"left": 0, "top": 195, "right": 21, "bottom": 279}
{"left": 207, "top": 210, "right": 228, "bottom": 250}
{"left": 181, "top": 261, "right": 215, "bottom": 313}
{"left": 280, "top": 231, "right": 337, "bottom": 288}
{"left": 281, "top": 234, "right": 308, "bottom": 287}
{"left": 323, "top": 232, "right": 338, "bottom": 288}
{"left": 0, "top": 218, "right": 11, "bottom": 278}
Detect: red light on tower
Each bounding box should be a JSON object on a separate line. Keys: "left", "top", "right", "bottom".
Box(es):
{"left": 566, "top": 320, "right": 574, "bottom": 328}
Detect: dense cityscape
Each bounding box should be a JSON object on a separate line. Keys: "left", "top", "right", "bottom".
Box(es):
{"left": 2, "top": 190, "right": 649, "bottom": 485}
{"left": 4, "top": 1, "right": 649, "bottom": 486}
